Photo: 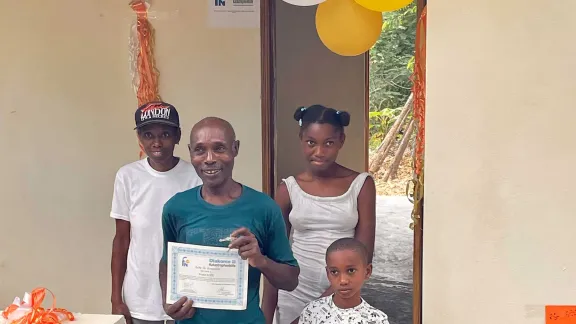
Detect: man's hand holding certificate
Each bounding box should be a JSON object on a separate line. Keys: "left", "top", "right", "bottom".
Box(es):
{"left": 164, "top": 227, "right": 265, "bottom": 319}
{"left": 164, "top": 295, "right": 196, "bottom": 321}
{"left": 227, "top": 227, "right": 267, "bottom": 268}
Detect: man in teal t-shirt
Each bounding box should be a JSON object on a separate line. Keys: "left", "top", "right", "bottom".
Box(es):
{"left": 159, "top": 117, "right": 300, "bottom": 324}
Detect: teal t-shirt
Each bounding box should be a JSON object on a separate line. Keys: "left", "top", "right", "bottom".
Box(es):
{"left": 161, "top": 185, "right": 298, "bottom": 324}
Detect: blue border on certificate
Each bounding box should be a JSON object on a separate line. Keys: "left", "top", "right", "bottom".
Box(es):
{"left": 169, "top": 245, "right": 246, "bottom": 307}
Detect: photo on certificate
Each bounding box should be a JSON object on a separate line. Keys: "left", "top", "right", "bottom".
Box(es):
{"left": 166, "top": 242, "right": 249, "bottom": 310}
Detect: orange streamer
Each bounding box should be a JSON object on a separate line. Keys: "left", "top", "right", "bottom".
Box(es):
{"left": 410, "top": 6, "right": 427, "bottom": 176}
{"left": 130, "top": 0, "right": 162, "bottom": 106}
{"left": 2, "top": 288, "right": 74, "bottom": 324}
{"left": 130, "top": 0, "right": 162, "bottom": 158}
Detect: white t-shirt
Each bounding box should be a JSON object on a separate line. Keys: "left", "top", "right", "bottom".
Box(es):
{"left": 298, "top": 295, "right": 389, "bottom": 324}
{"left": 110, "top": 158, "right": 202, "bottom": 321}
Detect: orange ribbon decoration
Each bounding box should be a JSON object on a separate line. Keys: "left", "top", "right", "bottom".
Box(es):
{"left": 408, "top": 6, "right": 426, "bottom": 230}
{"left": 130, "top": 0, "right": 162, "bottom": 106}
{"left": 2, "top": 288, "right": 74, "bottom": 324}
{"left": 129, "top": 0, "right": 162, "bottom": 158}
{"left": 410, "top": 6, "right": 427, "bottom": 176}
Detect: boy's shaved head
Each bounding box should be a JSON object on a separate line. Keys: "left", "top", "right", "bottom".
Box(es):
{"left": 325, "top": 238, "right": 369, "bottom": 265}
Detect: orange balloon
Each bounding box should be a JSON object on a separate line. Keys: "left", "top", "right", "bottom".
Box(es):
{"left": 355, "top": 0, "right": 413, "bottom": 12}
{"left": 315, "top": 0, "right": 383, "bottom": 57}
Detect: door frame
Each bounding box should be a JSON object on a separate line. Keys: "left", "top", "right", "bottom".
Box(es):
{"left": 259, "top": 2, "right": 424, "bottom": 324}
{"left": 261, "top": 0, "right": 275, "bottom": 197}
{"left": 412, "top": 1, "right": 425, "bottom": 323}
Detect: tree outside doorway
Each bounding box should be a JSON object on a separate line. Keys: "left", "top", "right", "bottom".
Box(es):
{"left": 363, "top": 3, "right": 417, "bottom": 324}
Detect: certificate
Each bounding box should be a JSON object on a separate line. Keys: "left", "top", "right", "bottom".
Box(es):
{"left": 166, "top": 242, "right": 249, "bottom": 310}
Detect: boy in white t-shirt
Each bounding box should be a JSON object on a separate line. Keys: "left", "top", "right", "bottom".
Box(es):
{"left": 297, "top": 238, "right": 389, "bottom": 324}
{"left": 110, "top": 102, "right": 202, "bottom": 324}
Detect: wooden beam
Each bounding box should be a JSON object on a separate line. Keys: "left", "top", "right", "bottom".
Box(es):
{"left": 260, "top": 0, "right": 275, "bottom": 197}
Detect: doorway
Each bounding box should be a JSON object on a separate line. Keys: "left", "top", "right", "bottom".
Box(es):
{"left": 260, "top": 1, "right": 424, "bottom": 324}
{"left": 365, "top": 2, "right": 419, "bottom": 324}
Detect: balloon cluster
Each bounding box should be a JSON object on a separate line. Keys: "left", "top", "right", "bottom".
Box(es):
{"left": 283, "top": 0, "right": 413, "bottom": 56}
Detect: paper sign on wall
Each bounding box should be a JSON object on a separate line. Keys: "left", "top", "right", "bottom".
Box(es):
{"left": 208, "top": 0, "right": 260, "bottom": 29}
{"left": 546, "top": 306, "right": 576, "bottom": 324}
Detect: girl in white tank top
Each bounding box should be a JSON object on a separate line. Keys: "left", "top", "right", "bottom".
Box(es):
{"left": 261, "top": 105, "right": 377, "bottom": 324}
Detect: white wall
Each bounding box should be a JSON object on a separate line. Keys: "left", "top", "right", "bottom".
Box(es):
{"left": 274, "top": 0, "right": 367, "bottom": 183}
{"left": 0, "top": 0, "right": 261, "bottom": 313}
{"left": 423, "top": 0, "right": 576, "bottom": 323}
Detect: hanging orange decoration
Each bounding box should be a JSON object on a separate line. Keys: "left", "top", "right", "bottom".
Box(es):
{"left": 129, "top": 0, "right": 162, "bottom": 158}
{"left": 130, "top": 0, "right": 162, "bottom": 105}
{"left": 408, "top": 6, "right": 426, "bottom": 230}
{"left": 411, "top": 6, "right": 426, "bottom": 176}
{"left": 1, "top": 287, "right": 74, "bottom": 324}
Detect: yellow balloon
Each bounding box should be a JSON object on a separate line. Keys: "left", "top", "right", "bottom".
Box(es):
{"left": 354, "top": 0, "right": 413, "bottom": 12}
{"left": 315, "top": 0, "right": 383, "bottom": 57}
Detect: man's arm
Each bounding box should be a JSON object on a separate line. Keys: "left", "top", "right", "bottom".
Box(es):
{"left": 262, "top": 183, "right": 293, "bottom": 323}
{"left": 111, "top": 219, "right": 130, "bottom": 304}
{"left": 256, "top": 255, "right": 299, "bottom": 291}
{"left": 260, "top": 197, "right": 299, "bottom": 291}
{"left": 229, "top": 227, "right": 299, "bottom": 291}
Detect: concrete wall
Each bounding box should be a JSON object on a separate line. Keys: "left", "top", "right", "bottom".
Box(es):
{"left": 423, "top": 0, "right": 576, "bottom": 323}
{"left": 0, "top": 0, "right": 261, "bottom": 313}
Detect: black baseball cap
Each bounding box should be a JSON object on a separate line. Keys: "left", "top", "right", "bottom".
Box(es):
{"left": 134, "top": 101, "right": 180, "bottom": 129}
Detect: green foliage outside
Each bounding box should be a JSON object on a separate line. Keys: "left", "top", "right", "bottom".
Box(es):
{"left": 369, "top": 2, "right": 417, "bottom": 150}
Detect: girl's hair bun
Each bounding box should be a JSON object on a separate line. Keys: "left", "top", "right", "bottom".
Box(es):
{"left": 336, "top": 110, "right": 351, "bottom": 127}
{"left": 294, "top": 106, "right": 307, "bottom": 122}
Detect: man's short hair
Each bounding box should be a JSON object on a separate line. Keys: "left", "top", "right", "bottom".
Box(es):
{"left": 325, "top": 237, "right": 369, "bottom": 265}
